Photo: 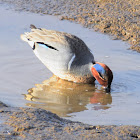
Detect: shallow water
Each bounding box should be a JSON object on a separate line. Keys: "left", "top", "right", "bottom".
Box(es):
{"left": 25, "top": 76, "right": 112, "bottom": 117}
{"left": 0, "top": 5, "right": 140, "bottom": 125}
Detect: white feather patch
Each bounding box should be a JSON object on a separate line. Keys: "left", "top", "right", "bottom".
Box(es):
{"left": 20, "top": 34, "right": 28, "bottom": 42}
{"left": 68, "top": 54, "right": 75, "bottom": 70}
{"left": 28, "top": 41, "right": 34, "bottom": 48}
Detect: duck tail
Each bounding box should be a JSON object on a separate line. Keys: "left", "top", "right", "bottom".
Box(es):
{"left": 30, "top": 24, "right": 37, "bottom": 29}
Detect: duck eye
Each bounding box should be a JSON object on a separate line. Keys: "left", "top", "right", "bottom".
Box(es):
{"left": 37, "top": 42, "right": 58, "bottom": 51}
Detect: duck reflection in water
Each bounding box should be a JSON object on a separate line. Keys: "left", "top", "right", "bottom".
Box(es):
{"left": 24, "top": 75, "right": 112, "bottom": 117}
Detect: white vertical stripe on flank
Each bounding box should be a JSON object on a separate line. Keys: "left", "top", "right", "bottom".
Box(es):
{"left": 68, "top": 54, "right": 75, "bottom": 70}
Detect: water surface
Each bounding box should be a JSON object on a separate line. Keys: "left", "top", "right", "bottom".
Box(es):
{"left": 0, "top": 5, "right": 140, "bottom": 125}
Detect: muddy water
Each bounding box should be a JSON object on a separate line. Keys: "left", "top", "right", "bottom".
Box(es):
{"left": 0, "top": 6, "right": 140, "bottom": 125}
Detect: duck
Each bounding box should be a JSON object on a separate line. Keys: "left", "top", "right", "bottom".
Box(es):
{"left": 21, "top": 24, "right": 113, "bottom": 91}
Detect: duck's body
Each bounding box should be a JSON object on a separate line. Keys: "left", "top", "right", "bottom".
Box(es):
{"left": 21, "top": 25, "right": 113, "bottom": 90}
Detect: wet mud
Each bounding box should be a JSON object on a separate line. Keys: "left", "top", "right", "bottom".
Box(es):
{"left": 0, "top": 0, "right": 140, "bottom": 52}
{"left": 0, "top": 1, "right": 140, "bottom": 139}
{"left": 0, "top": 105, "right": 140, "bottom": 140}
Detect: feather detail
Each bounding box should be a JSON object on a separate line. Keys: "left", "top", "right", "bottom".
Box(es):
{"left": 30, "top": 24, "right": 37, "bottom": 29}
{"left": 68, "top": 54, "right": 75, "bottom": 70}
{"left": 28, "top": 41, "right": 34, "bottom": 48}
{"left": 37, "top": 42, "right": 58, "bottom": 51}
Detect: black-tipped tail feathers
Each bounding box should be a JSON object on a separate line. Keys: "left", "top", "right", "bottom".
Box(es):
{"left": 30, "top": 24, "right": 37, "bottom": 29}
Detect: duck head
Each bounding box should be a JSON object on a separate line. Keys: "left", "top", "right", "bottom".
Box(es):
{"left": 91, "top": 62, "right": 113, "bottom": 92}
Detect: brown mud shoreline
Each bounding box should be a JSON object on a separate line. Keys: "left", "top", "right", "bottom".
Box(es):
{"left": 0, "top": 102, "right": 140, "bottom": 139}
{"left": 0, "top": 0, "right": 140, "bottom": 52}
{"left": 0, "top": 1, "right": 140, "bottom": 139}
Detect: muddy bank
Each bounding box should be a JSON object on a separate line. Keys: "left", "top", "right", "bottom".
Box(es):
{"left": 0, "top": 1, "right": 140, "bottom": 139}
{"left": 0, "top": 0, "right": 140, "bottom": 52}
{"left": 0, "top": 105, "right": 140, "bottom": 139}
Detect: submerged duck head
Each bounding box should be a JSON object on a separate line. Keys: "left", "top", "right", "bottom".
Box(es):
{"left": 21, "top": 24, "right": 113, "bottom": 91}
{"left": 91, "top": 62, "right": 113, "bottom": 92}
